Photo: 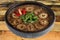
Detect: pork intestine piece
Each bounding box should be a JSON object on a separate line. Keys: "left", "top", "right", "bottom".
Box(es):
{"left": 26, "top": 6, "right": 34, "bottom": 12}
{"left": 11, "top": 19, "right": 22, "bottom": 26}
{"left": 34, "top": 8, "right": 42, "bottom": 15}
{"left": 27, "top": 23, "right": 36, "bottom": 31}
{"left": 12, "top": 13, "right": 19, "bottom": 18}
{"left": 39, "top": 13, "right": 48, "bottom": 19}
{"left": 17, "top": 24, "right": 26, "bottom": 30}
{"left": 39, "top": 20, "right": 49, "bottom": 26}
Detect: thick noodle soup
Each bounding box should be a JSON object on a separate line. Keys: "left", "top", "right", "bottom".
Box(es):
{"left": 7, "top": 5, "right": 52, "bottom": 32}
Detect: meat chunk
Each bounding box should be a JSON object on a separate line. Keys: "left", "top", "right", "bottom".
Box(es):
{"left": 17, "top": 24, "right": 26, "bottom": 30}
{"left": 39, "top": 20, "right": 49, "bottom": 26}
{"left": 34, "top": 8, "right": 42, "bottom": 15}
{"left": 26, "top": 6, "right": 34, "bottom": 12}
{"left": 11, "top": 19, "right": 22, "bottom": 26}
{"left": 12, "top": 13, "right": 19, "bottom": 18}
{"left": 39, "top": 13, "right": 48, "bottom": 19}
{"left": 27, "top": 24, "right": 35, "bottom": 31}
{"left": 34, "top": 22, "right": 43, "bottom": 30}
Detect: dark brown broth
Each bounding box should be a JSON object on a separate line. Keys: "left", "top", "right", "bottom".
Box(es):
{"left": 7, "top": 5, "right": 51, "bottom": 32}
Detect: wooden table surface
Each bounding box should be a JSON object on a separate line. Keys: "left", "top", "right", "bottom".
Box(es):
{"left": 0, "top": 1, "right": 60, "bottom": 40}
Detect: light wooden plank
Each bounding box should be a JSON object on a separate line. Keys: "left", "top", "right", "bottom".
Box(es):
{"left": 52, "top": 22, "right": 60, "bottom": 31}
{"left": 37, "top": 1, "right": 60, "bottom": 5}
{"left": 0, "top": 0, "right": 14, "bottom": 4}
{"left": 0, "top": 1, "right": 60, "bottom": 5}
{"left": 0, "top": 10, "right": 6, "bottom": 15}
{"left": 0, "top": 21, "right": 9, "bottom": 30}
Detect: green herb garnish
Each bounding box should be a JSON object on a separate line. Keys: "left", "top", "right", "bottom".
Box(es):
{"left": 20, "top": 12, "right": 38, "bottom": 23}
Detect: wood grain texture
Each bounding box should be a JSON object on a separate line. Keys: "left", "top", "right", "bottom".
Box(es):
{"left": 37, "top": 1, "right": 60, "bottom": 5}
{"left": 0, "top": 0, "right": 14, "bottom": 4}
{"left": 0, "top": 1, "right": 60, "bottom": 6}
{"left": 0, "top": 31, "right": 60, "bottom": 40}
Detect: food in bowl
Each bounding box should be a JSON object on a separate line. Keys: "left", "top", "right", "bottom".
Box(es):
{"left": 7, "top": 5, "right": 53, "bottom": 32}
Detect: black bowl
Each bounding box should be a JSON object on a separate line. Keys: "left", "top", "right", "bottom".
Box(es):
{"left": 5, "top": 1, "right": 55, "bottom": 38}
